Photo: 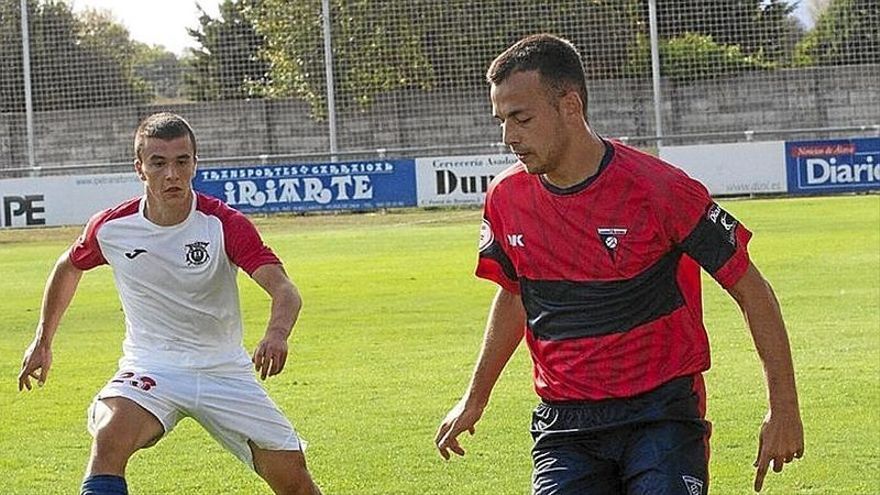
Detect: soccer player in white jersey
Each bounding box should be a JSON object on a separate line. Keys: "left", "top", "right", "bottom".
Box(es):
{"left": 18, "top": 112, "right": 322, "bottom": 495}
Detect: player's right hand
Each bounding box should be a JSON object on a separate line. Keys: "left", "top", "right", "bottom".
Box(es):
{"left": 435, "top": 399, "right": 484, "bottom": 460}
{"left": 18, "top": 340, "right": 52, "bottom": 391}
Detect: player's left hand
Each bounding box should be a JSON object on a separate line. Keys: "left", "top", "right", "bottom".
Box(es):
{"left": 753, "top": 408, "right": 804, "bottom": 492}
{"left": 252, "top": 333, "right": 289, "bottom": 380}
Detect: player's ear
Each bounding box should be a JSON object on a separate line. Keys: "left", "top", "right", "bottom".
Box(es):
{"left": 134, "top": 160, "right": 146, "bottom": 181}
{"left": 560, "top": 91, "right": 584, "bottom": 121}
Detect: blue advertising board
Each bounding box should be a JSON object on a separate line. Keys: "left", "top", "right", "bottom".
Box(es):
{"left": 194, "top": 159, "right": 417, "bottom": 213}
{"left": 785, "top": 137, "right": 880, "bottom": 194}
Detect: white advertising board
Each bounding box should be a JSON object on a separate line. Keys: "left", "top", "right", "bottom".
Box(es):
{"left": 659, "top": 141, "right": 787, "bottom": 195}
{"left": 0, "top": 173, "right": 143, "bottom": 228}
{"left": 416, "top": 154, "right": 517, "bottom": 207}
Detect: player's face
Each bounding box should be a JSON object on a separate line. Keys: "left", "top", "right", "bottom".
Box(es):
{"left": 135, "top": 135, "right": 197, "bottom": 207}
{"left": 491, "top": 70, "right": 568, "bottom": 175}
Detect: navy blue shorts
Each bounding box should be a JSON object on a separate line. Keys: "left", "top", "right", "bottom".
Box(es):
{"left": 530, "top": 376, "right": 711, "bottom": 495}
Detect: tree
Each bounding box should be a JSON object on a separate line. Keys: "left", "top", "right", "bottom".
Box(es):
{"left": 640, "top": 0, "right": 803, "bottom": 64}
{"left": 795, "top": 0, "right": 880, "bottom": 66}
{"left": 658, "top": 32, "right": 775, "bottom": 81}
{"left": 185, "top": 0, "right": 269, "bottom": 101}
{"left": 133, "top": 44, "right": 185, "bottom": 102}
{"left": 806, "top": 0, "right": 832, "bottom": 25}
{"left": 76, "top": 8, "right": 151, "bottom": 100}
{"left": 248, "top": 0, "right": 643, "bottom": 116}
{"left": 248, "top": 0, "right": 434, "bottom": 116}
{"left": 0, "top": 0, "right": 149, "bottom": 112}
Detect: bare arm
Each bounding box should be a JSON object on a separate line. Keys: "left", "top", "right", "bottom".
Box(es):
{"left": 18, "top": 250, "right": 84, "bottom": 391}
{"left": 728, "top": 262, "right": 804, "bottom": 492}
{"left": 250, "top": 263, "right": 302, "bottom": 380}
{"left": 435, "top": 287, "right": 526, "bottom": 459}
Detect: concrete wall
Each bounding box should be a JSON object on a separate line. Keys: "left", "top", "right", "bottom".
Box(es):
{"left": 0, "top": 65, "right": 877, "bottom": 172}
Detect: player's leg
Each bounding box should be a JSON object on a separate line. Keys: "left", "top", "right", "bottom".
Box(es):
{"left": 250, "top": 442, "right": 322, "bottom": 495}
{"left": 532, "top": 442, "right": 621, "bottom": 495}
{"left": 620, "top": 419, "right": 711, "bottom": 495}
{"left": 193, "top": 372, "right": 320, "bottom": 494}
{"left": 83, "top": 369, "right": 182, "bottom": 495}
{"left": 530, "top": 403, "right": 624, "bottom": 495}
{"left": 82, "top": 397, "right": 165, "bottom": 494}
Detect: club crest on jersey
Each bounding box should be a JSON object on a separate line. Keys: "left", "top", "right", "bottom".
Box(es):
{"left": 597, "top": 227, "right": 627, "bottom": 259}
{"left": 185, "top": 241, "right": 210, "bottom": 266}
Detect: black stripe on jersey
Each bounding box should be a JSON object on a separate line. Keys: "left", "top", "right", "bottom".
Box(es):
{"left": 678, "top": 203, "right": 738, "bottom": 275}
{"left": 480, "top": 241, "right": 518, "bottom": 281}
{"left": 521, "top": 251, "right": 684, "bottom": 341}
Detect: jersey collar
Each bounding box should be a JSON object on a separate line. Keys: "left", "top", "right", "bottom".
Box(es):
{"left": 540, "top": 138, "right": 614, "bottom": 196}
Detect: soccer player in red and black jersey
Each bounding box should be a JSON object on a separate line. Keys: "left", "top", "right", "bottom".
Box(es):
{"left": 435, "top": 34, "right": 804, "bottom": 494}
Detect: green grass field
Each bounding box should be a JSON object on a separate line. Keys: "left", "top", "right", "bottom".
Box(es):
{"left": 1, "top": 194, "right": 878, "bottom": 494}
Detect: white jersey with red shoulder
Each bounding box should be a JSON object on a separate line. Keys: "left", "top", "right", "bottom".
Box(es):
{"left": 69, "top": 192, "right": 280, "bottom": 372}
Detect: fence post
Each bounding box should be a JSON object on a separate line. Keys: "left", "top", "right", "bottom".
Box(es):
{"left": 322, "top": 0, "right": 338, "bottom": 162}
{"left": 20, "top": 0, "right": 37, "bottom": 175}
{"left": 648, "top": 0, "right": 663, "bottom": 147}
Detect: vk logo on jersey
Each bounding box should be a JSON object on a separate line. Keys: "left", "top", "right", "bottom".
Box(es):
{"left": 786, "top": 138, "right": 880, "bottom": 194}
{"left": 185, "top": 241, "right": 210, "bottom": 266}
{"left": 507, "top": 234, "right": 524, "bottom": 247}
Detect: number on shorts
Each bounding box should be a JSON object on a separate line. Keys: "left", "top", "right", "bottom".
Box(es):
{"left": 111, "top": 371, "right": 157, "bottom": 391}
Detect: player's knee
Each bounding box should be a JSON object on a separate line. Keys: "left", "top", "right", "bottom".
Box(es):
{"left": 90, "top": 423, "right": 142, "bottom": 465}
{"left": 254, "top": 451, "right": 319, "bottom": 495}
{"left": 276, "top": 477, "right": 320, "bottom": 495}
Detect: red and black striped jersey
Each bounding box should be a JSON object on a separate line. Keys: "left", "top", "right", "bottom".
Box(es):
{"left": 476, "top": 140, "right": 752, "bottom": 402}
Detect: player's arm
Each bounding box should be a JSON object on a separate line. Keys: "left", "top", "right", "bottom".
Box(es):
{"left": 250, "top": 263, "right": 302, "bottom": 380}
{"left": 18, "top": 250, "right": 84, "bottom": 391}
{"left": 727, "top": 262, "right": 804, "bottom": 492}
{"left": 435, "top": 287, "right": 525, "bottom": 459}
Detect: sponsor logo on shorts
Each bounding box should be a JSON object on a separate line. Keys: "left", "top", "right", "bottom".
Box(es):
{"left": 532, "top": 404, "right": 560, "bottom": 431}
{"left": 682, "top": 475, "right": 704, "bottom": 495}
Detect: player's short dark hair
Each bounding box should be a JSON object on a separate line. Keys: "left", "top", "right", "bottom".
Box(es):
{"left": 134, "top": 112, "right": 197, "bottom": 161}
{"left": 486, "top": 34, "right": 589, "bottom": 119}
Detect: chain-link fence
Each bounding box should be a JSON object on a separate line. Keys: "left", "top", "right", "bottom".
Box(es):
{"left": 1, "top": 0, "right": 878, "bottom": 176}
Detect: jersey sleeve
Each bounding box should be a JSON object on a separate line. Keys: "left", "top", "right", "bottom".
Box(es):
{"left": 222, "top": 210, "right": 281, "bottom": 275}
{"left": 68, "top": 211, "right": 109, "bottom": 270}
{"left": 475, "top": 190, "right": 520, "bottom": 294}
{"left": 663, "top": 170, "right": 752, "bottom": 289}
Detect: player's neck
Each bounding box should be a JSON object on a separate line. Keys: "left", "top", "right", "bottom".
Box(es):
{"left": 144, "top": 192, "right": 193, "bottom": 226}
{"left": 543, "top": 129, "right": 605, "bottom": 189}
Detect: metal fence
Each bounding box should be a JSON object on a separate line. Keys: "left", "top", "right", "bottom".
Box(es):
{"left": 1, "top": 0, "right": 878, "bottom": 176}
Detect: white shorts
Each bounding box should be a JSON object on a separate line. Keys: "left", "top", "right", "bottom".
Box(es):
{"left": 87, "top": 367, "right": 302, "bottom": 469}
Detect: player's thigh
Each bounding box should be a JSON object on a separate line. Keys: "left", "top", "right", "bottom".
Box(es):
{"left": 194, "top": 373, "right": 302, "bottom": 467}
{"left": 622, "top": 420, "right": 710, "bottom": 495}
{"left": 88, "top": 397, "right": 166, "bottom": 454}
{"left": 88, "top": 368, "right": 186, "bottom": 449}
{"left": 532, "top": 442, "right": 621, "bottom": 495}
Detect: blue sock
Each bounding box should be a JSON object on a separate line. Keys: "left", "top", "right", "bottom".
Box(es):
{"left": 81, "top": 474, "right": 128, "bottom": 495}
